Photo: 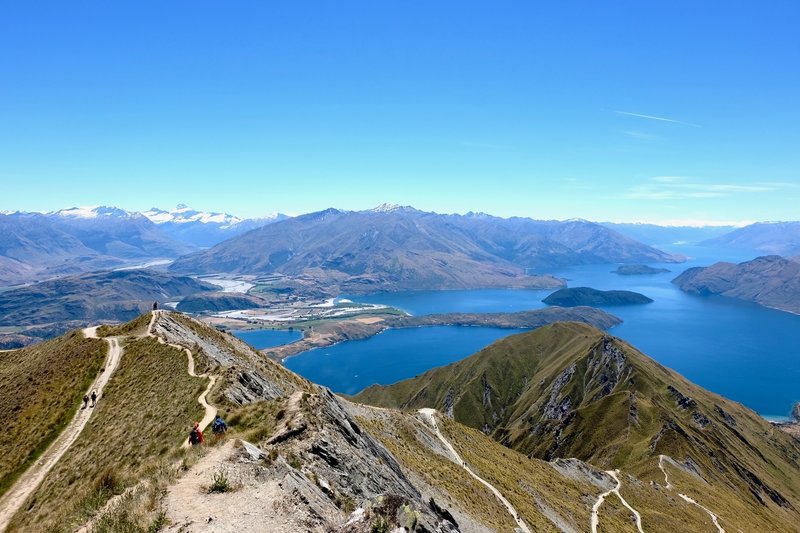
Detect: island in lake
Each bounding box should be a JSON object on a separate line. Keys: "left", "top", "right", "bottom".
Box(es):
{"left": 542, "top": 286, "right": 653, "bottom": 306}
{"left": 612, "top": 264, "right": 670, "bottom": 275}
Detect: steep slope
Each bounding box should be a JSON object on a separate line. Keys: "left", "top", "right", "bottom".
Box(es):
{"left": 170, "top": 206, "right": 680, "bottom": 294}
{"left": 0, "top": 269, "right": 216, "bottom": 326}
{"left": 673, "top": 255, "right": 800, "bottom": 314}
{"left": 355, "top": 322, "right": 800, "bottom": 531}
{"left": 0, "top": 331, "right": 106, "bottom": 498}
{"left": 6, "top": 312, "right": 793, "bottom": 532}
{"left": 703, "top": 221, "right": 800, "bottom": 256}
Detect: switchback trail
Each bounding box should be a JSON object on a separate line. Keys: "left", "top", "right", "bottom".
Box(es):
{"left": 417, "top": 408, "right": 532, "bottom": 533}
{"left": 659, "top": 455, "right": 725, "bottom": 533}
{"left": 590, "top": 469, "right": 644, "bottom": 533}
{"left": 0, "top": 328, "right": 124, "bottom": 532}
{"left": 148, "top": 311, "right": 217, "bottom": 447}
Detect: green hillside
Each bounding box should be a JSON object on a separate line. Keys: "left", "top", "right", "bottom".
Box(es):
{"left": 355, "top": 322, "right": 800, "bottom": 531}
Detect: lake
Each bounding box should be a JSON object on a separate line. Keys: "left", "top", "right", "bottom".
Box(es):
{"left": 242, "top": 244, "right": 800, "bottom": 418}
{"left": 284, "top": 326, "right": 525, "bottom": 396}
{"left": 232, "top": 329, "right": 303, "bottom": 349}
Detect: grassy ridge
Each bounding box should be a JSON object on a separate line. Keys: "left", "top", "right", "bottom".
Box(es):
{"left": 355, "top": 322, "right": 800, "bottom": 530}
{"left": 0, "top": 330, "right": 106, "bottom": 497}
{"left": 96, "top": 312, "right": 152, "bottom": 338}
{"left": 7, "top": 336, "right": 206, "bottom": 532}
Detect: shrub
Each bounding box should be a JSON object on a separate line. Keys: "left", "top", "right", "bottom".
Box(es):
{"left": 208, "top": 470, "right": 232, "bottom": 493}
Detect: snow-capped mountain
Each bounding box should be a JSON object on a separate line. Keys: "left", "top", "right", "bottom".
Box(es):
{"left": 141, "top": 205, "right": 288, "bottom": 247}
{"left": 52, "top": 206, "right": 140, "bottom": 219}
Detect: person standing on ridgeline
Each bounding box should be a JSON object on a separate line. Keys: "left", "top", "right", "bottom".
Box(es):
{"left": 82, "top": 394, "right": 89, "bottom": 409}
{"left": 90, "top": 390, "right": 97, "bottom": 407}
{"left": 152, "top": 301, "right": 158, "bottom": 311}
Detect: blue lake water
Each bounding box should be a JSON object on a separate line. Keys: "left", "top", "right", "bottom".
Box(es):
{"left": 243, "top": 244, "right": 800, "bottom": 417}
{"left": 232, "top": 329, "right": 302, "bottom": 348}
{"left": 283, "top": 326, "right": 525, "bottom": 396}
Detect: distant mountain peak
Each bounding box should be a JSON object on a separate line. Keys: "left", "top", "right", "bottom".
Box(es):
{"left": 52, "top": 206, "right": 136, "bottom": 219}
{"left": 368, "top": 203, "right": 419, "bottom": 214}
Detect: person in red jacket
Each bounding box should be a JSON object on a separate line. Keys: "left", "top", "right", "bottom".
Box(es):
{"left": 188, "top": 422, "right": 205, "bottom": 446}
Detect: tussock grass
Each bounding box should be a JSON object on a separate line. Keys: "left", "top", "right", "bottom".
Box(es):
{"left": 6, "top": 336, "right": 205, "bottom": 532}
{"left": 357, "top": 414, "right": 517, "bottom": 531}
{"left": 0, "top": 330, "right": 106, "bottom": 497}
{"left": 96, "top": 312, "right": 153, "bottom": 338}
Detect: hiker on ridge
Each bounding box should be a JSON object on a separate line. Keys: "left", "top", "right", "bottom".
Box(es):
{"left": 189, "top": 422, "right": 205, "bottom": 446}
{"left": 90, "top": 390, "right": 97, "bottom": 407}
{"left": 82, "top": 394, "right": 89, "bottom": 409}
{"left": 212, "top": 414, "right": 228, "bottom": 436}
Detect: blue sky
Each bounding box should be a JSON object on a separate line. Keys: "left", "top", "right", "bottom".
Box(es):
{"left": 1, "top": 1, "right": 798, "bottom": 224}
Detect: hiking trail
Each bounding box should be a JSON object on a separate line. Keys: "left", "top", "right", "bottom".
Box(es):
{"left": 590, "top": 469, "right": 644, "bottom": 533}
{"left": 659, "top": 454, "right": 725, "bottom": 533}
{"left": 417, "top": 408, "right": 532, "bottom": 533}
{"left": 0, "top": 328, "right": 124, "bottom": 532}
{"left": 148, "top": 311, "right": 217, "bottom": 447}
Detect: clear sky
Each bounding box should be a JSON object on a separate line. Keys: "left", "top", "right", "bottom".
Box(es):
{"left": 1, "top": 1, "right": 798, "bottom": 224}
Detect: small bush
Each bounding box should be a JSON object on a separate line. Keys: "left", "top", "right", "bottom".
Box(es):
{"left": 208, "top": 470, "right": 232, "bottom": 493}
{"left": 371, "top": 516, "right": 389, "bottom": 533}
{"left": 287, "top": 453, "right": 302, "bottom": 470}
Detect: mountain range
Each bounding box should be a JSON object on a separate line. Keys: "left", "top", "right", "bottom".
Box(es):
{"left": 141, "top": 204, "right": 288, "bottom": 247}
{"left": 701, "top": 221, "right": 800, "bottom": 256}
{"left": 0, "top": 206, "right": 285, "bottom": 286}
{"left": 170, "top": 205, "right": 683, "bottom": 294}
{"left": 602, "top": 222, "right": 736, "bottom": 246}
{"left": 673, "top": 255, "right": 800, "bottom": 314}
{"left": 2, "top": 312, "right": 798, "bottom": 532}
{"left": 0, "top": 269, "right": 215, "bottom": 330}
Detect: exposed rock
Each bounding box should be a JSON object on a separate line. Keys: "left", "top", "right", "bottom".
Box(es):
{"left": 667, "top": 385, "right": 697, "bottom": 410}
{"left": 714, "top": 405, "right": 737, "bottom": 427}
{"left": 542, "top": 364, "right": 576, "bottom": 420}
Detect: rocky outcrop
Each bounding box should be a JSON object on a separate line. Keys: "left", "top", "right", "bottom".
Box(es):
{"left": 542, "top": 364, "right": 576, "bottom": 420}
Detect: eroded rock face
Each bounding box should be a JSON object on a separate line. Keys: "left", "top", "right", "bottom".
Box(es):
{"left": 667, "top": 385, "right": 697, "bottom": 410}
{"left": 263, "top": 388, "right": 460, "bottom": 532}
{"left": 542, "top": 364, "right": 576, "bottom": 420}
{"left": 153, "top": 312, "right": 289, "bottom": 404}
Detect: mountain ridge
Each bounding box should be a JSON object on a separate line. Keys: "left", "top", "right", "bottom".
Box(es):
{"left": 170, "top": 207, "right": 682, "bottom": 294}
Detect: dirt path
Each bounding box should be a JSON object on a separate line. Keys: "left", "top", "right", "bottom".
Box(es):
{"left": 148, "top": 311, "right": 217, "bottom": 447}
{"left": 590, "top": 469, "right": 644, "bottom": 533}
{"left": 659, "top": 455, "right": 725, "bottom": 533}
{"left": 417, "top": 408, "right": 531, "bottom": 533}
{"left": 0, "top": 329, "right": 123, "bottom": 532}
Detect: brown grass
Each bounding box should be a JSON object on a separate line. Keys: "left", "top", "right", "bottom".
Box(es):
{"left": 0, "top": 330, "right": 106, "bottom": 497}
{"left": 96, "top": 312, "right": 153, "bottom": 338}
{"left": 7, "top": 336, "right": 206, "bottom": 532}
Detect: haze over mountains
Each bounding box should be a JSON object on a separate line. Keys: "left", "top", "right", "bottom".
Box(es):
{"left": 0, "top": 205, "right": 285, "bottom": 285}
{"left": 170, "top": 205, "right": 682, "bottom": 294}
{"left": 702, "top": 221, "right": 800, "bottom": 256}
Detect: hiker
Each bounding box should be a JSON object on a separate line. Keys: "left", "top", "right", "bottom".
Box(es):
{"left": 90, "top": 390, "right": 98, "bottom": 407}
{"left": 152, "top": 301, "right": 158, "bottom": 310}
{"left": 82, "top": 394, "right": 89, "bottom": 409}
{"left": 189, "top": 422, "right": 205, "bottom": 446}
{"left": 211, "top": 415, "right": 228, "bottom": 436}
